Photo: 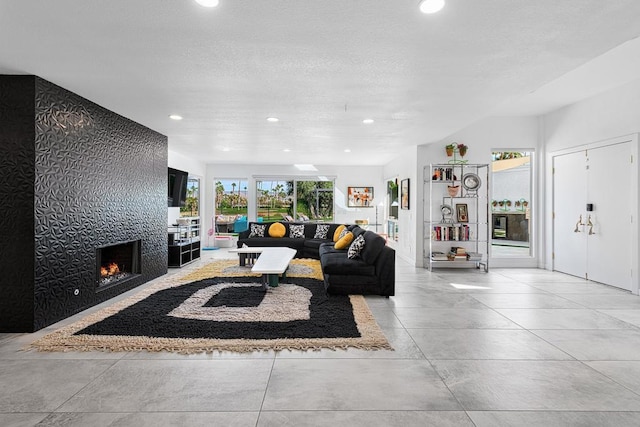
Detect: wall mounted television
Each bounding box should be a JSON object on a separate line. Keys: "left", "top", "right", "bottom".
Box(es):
{"left": 168, "top": 167, "right": 189, "bottom": 207}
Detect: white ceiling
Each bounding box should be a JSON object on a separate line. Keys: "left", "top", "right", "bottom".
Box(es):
{"left": 2, "top": 0, "right": 640, "bottom": 166}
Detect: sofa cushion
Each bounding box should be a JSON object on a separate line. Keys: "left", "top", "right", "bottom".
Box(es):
{"left": 249, "top": 223, "right": 267, "bottom": 238}
{"left": 333, "top": 224, "right": 346, "bottom": 242}
{"left": 269, "top": 222, "right": 286, "bottom": 238}
{"left": 289, "top": 224, "right": 305, "bottom": 238}
{"left": 304, "top": 238, "right": 328, "bottom": 250}
{"left": 360, "top": 231, "right": 387, "bottom": 265}
{"left": 321, "top": 252, "right": 376, "bottom": 276}
{"left": 335, "top": 231, "right": 354, "bottom": 250}
{"left": 348, "top": 234, "right": 365, "bottom": 259}
{"left": 319, "top": 242, "right": 342, "bottom": 257}
{"left": 349, "top": 225, "right": 366, "bottom": 238}
{"left": 313, "top": 224, "right": 331, "bottom": 239}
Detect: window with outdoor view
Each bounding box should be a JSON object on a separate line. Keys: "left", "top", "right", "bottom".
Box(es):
{"left": 256, "top": 179, "right": 334, "bottom": 222}
{"left": 214, "top": 179, "right": 249, "bottom": 233}
{"left": 295, "top": 180, "right": 334, "bottom": 222}
{"left": 180, "top": 178, "right": 199, "bottom": 217}
{"left": 490, "top": 151, "right": 533, "bottom": 258}
{"left": 256, "top": 180, "right": 292, "bottom": 222}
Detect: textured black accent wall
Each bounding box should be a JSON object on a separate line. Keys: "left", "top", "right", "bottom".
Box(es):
{"left": 0, "top": 75, "right": 168, "bottom": 332}
{"left": 0, "top": 76, "right": 36, "bottom": 331}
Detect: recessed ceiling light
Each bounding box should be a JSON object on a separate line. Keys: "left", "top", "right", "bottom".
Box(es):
{"left": 419, "top": 0, "right": 445, "bottom": 14}
{"left": 362, "top": 119, "right": 374, "bottom": 124}
{"left": 169, "top": 114, "right": 183, "bottom": 120}
{"left": 344, "top": 149, "right": 351, "bottom": 153}
{"left": 195, "top": 0, "right": 219, "bottom": 7}
{"left": 266, "top": 117, "right": 279, "bottom": 122}
{"left": 221, "top": 147, "right": 230, "bottom": 152}
{"left": 294, "top": 164, "right": 318, "bottom": 171}
{"left": 283, "top": 148, "right": 291, "bottom": 152}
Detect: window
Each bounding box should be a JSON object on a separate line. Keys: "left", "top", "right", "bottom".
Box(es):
{"left": 180, "top": 178, "right": 199, "bottom": 217}
{"left": 296, "top": 180, "right": 334, "bottom": 222}
{"left": 256, "top": 180, "right": 292, "bottom": 222}
{"left": 214, "top": 179, "right": 248, "bottom": 232}
{"left": 256, "top": 178, "right": 335, "bottom": 222}
{"left": 491, "top": 151, "right": 533, "bottom": 258}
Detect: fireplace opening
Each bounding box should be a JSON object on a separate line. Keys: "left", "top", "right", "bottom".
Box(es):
{"left": 96, "top": 240, "right": 141, "bottom": 290}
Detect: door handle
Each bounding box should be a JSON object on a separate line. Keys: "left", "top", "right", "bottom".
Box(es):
{"left": 587, "top": 215, "right": 595, "bottom": 235}
{"left": 573, "top": 215, "right": 583, "bottom": 233}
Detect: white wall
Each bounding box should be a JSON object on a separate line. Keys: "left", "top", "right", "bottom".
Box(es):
{"left": 544, "top": 79, "right": 640, "bottom": 152}
{"left": 541, "top": 78, "right": 640, "bottom": 271}
{"left": 168, "top": 149, "right": 208, "bottom": 222}
{"left": 417, "top": 116, "right": 542, "bottom": 268}
{"left": 202, "top": 163, "right": 385, "bottom": 235}
{"left": 168, "top": 149, "right": 207, "bottom": 178}
{"left": 493, "top": 166, "right": 531, "bottom": 204}
{"left": 383, "top": 145, "right": 418, "bottom": 264}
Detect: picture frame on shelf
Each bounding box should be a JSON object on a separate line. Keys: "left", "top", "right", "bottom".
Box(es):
{"left": 456, "top": 203, "right": 468, "bottom": 223}
{"left": 347, "top": 186, "right": 374, "bottom": 207}
{"left": 400, "top": 179, "right": 410, "bottom": 210}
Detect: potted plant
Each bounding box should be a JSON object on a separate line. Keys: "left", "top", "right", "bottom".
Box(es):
{"left": 445, "top": 143, "right": 456, "bottom": 157}
{"left": 457, "top": 143, "right": 468, "bottom": 157}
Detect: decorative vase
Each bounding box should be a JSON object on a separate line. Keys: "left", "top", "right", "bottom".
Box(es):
{"left": 447, "top": 185, "right": 460, "bottom": 197}
{"left": 446, "top": 147, "right": 454, "bottom": 157}
{"left": 459, "top": 147, "right": 467, "bottom": 157}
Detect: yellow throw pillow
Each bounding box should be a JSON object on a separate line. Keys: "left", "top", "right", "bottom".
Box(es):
{"left": 333, "top": 224, "right": 346, "bottom": 242}
{"left": 268, "top": 222, "right": 286, "bottom": 238}
{"left": 335, "top": 231, "right": 354, "bottom": 250}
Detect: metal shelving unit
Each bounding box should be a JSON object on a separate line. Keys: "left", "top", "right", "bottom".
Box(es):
{"left": 168, "top": 217, "right": 201, "bottom": 267}
{"left": 423, "top": 163, "right": 490, "bottom": 272}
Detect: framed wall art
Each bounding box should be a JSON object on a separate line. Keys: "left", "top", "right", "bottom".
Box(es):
{"left": 347, "top": 186, "right": 374, "bottom": 207}
{"left": 456, "top": 203, "right": 469, "bottom": 223}
{"left": 400, "top": 179, "right": 410, "bottom": 210}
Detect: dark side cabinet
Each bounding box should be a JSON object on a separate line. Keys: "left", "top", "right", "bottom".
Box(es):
{"left": 168, "top": 217, "right": 200, "bottom": 267}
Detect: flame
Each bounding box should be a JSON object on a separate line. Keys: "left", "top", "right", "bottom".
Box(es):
{"left": 100, "top": 262, "right": 120, "bottom": 277}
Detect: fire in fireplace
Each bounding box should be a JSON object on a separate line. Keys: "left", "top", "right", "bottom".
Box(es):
{"left": 96, "top": 240, "right": 141, "bottom": 289}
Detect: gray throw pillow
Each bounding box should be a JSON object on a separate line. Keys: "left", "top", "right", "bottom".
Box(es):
{"left": 314, "top": 224, "right": 330, "bottom": 239}
{"left": 290, "top": 224, "right": 305, "bottom": 238}
{"left": 348, "top": 234, "right": 366, "bottom": 259}
{"left": 249, "top": 223, "right": 266, "bottom": 238}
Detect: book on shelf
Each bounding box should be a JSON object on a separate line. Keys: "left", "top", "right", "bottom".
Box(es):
{"left": 431, "top": 251, "right": 448, "bottom": 261}
{"left": 432, "top": 225, "right": 470, "bottom": 241}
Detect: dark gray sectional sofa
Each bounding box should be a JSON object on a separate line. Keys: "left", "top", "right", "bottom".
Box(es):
{"left": 237, "top": 222, "right": 395, "bottom": 297}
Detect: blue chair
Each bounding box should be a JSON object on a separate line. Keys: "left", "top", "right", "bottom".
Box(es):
{"left": 233, "top": 217, "right": 248, "bottom": 233}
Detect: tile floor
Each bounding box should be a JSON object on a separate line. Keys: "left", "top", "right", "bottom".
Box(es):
{"left": 2, "top": 249, "right": 640, "bottom": 426}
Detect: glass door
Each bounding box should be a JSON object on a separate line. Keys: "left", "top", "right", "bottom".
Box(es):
{"left": 490, "top": 151, "right": 533, "bottom": 257}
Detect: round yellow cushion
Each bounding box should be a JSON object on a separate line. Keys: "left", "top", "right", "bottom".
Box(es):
{"left": 333, "top": 224, "right": 347, "bottom": 242}
{"left": 334, "top": 231, "right": 354, "bottom": 250}
{"left": 268, "top": 222, "right": 286, "bottom": 238}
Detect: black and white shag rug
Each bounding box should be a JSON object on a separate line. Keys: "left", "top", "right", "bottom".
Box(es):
{"left": 30, "top": 259, "right": 391, "bottom": 354}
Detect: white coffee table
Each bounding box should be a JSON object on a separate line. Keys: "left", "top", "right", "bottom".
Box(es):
{"left": 250, "top": 247, "right": 297, "bottom": 289}
{"left": 228, "top": 246, "right": 268, "bottom": 266}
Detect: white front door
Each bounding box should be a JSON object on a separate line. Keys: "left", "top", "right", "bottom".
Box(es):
{"left": 586, "top": 142, "right": 632, "bottom": 290}
{"left": 553, "top": 141, "right": 633, "bottom": 290}
{"left": 553, "top": 151, "right": 587, "bottom": 279}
